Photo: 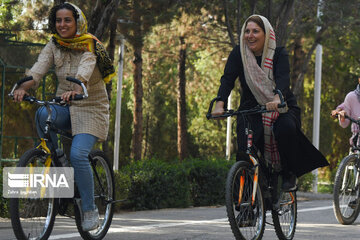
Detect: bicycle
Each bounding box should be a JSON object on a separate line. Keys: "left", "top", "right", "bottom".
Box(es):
{"left": 333, "top": 114, "right": 360, "bottom": 225}
{"left": 8, "top": 76, "right": 115, "bottom": 240}
{"left": 206, "top": 90, "right": 297, "bottom": 240}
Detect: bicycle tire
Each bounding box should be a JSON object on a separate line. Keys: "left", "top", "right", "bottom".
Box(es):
{"left": 9, "top": 148, "right": 58, "bottom": 240}
{"left": 75, "top": 150, "right": 115, "bottom": 240}
{"left": 225, "top": 160, "right": 266, "bottom": 240}
{"left": 333, "top": 154, "right": 360, "bottom": 224}
{"left": 272, "top": 191, "right": 297, "bottom": 240}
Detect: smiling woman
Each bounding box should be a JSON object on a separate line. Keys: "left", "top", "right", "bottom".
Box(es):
{"left": 244, "top": 21, "right": 265, "bottom": 56}
{"left": 12, "top": 2, "right": 116, "bottom": 233}
{"left": 211, "top": 14, "right": 328, "bottom": 191}
{"left": 55, "top": 9, "right": 77, "bottom": 39}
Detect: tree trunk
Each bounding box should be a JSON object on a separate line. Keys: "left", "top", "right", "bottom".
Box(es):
{"left": 132, "top": 44, "right": 143, "bottom": 161}
{"left": 292, "top": 27, "right": 327, "bottom": 100}
{"left": 274, "top": 0, "right": 294, "bottom": 47}
{"left": 266, "top": 0, "right": 273, "bottom": 20}
{"left": 177, "top": 36, "right": 188, "bottom": 161}
{"left": 236, "top": 0, "right": 241, "bottom": 40}
{"left": 250, "top": 0, "right": 258, "bottom": 14}
{"left": 290, "top": 36, "right": 305, "bottom": 103}
{"left": 223, "top": 0, "right": 236, "bottom": 47}
{"left": 102, "top": 14, "right": 118, "bottom": 159}
{"left": 88, "top": 0, "right": 120, "bottom": 40}
{"left": 54, "top": 0, "right": 64, "bottom": 5}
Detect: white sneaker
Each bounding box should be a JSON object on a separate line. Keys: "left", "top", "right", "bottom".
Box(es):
{"left": 82, "top": 207, "right": 99, "bottom": 231}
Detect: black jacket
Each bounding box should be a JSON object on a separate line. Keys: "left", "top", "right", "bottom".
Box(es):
{"left": 217, "top": 45, "right": 329, "bottom": 177}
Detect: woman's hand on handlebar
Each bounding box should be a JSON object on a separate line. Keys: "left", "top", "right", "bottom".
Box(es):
{"left": 13, "top": 88, "right": 29, "bottom": 102}
{"left": 331, "top": 109, "right": 346, "bottom": 123}
{"left": 211, "top": 101, "right": 226, "bottom": 119}
{"left": 61, "top": 84, "right": 83, "bottom": 102}
{"left": 266, "top": 94, "right": 281, "bottom": 112}
{"left": 12, "top": 79, "right": 35, "bottom": 102}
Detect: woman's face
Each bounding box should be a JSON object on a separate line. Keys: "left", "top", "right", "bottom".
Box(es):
{"left": 55, "top": 8, "right": 77, "bottom": 39}
{"left": 244, "top": 21, "right": 265, "bottom": 56}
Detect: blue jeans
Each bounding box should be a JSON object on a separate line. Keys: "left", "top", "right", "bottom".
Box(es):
{"left": 35, "top": 105, "right": 98, "bottom": 212}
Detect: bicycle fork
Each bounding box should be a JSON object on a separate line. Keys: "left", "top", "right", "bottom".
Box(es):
{"left": 236, "top": 164, "right": 259, "bottom": 207}
{"left": 342, "top": 162, "right": 360, "bottom": 194}
{"left": 237, "top": 129, "right": 260, "bottom": 207}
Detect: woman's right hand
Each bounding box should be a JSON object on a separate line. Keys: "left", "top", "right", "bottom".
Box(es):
{"left": 13, "top": 88, "right": 29, "bottom": 102}
{"left": 211, "top": 101, "right": 225, "bottom": 119}
{"left": 331, "top": 109, "right": 346, "bottom": 122}
{"left": 12, "top": 78, "right": 35, "bottom": 102}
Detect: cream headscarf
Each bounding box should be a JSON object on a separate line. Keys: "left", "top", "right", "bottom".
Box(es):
{"left": 240, "top": 14, "right": 277, "bottom": 105}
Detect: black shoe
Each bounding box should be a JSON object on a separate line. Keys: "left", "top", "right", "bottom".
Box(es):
{"left": 348, "top": 200, "right": 358, "bottom": 209}
{"left": 282, "top": 173, "right": 297, "bottom": 192}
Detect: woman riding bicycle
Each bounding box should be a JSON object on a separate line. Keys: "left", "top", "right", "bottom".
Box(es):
{"left": 212, "top": 14, "right": 328, "bottom": 191}
{"left": 331, "top": 76, "right": 360, "bottom": 147}
{"left": 12, "top": 3, "right": 115, "bottom": 231}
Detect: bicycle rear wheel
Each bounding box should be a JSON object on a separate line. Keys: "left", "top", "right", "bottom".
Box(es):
{"left": 333, "top": 154, "right": 360, "bottom": 224}
{"left": 75, "top": 150, "right": 115, "bottom": 240}
{"left": 9, "top": 148, "right": 58, "bottom": 240}
{"left": 272, "top": 191, "right": 297, "bottom": 240}
{"left": 225, "top": 161, "right": 265, "bottom": 240}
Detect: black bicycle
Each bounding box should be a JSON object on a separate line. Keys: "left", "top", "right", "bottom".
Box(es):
{"left": 207, "top": 91, "right": 297, "bottom": 240}
{"left": 8, "top": 76, "right": 115, "bottom": 240}
{"left": 333, "top": 114, "right": 360, "bottom": 225}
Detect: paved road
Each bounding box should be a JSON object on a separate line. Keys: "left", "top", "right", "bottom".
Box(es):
{"left": 2, "top": 192, "right": 360, "bottom": 239}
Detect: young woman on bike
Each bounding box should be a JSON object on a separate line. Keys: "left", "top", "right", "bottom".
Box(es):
{"left": 12, "top": 2, "right": 115, "bottom": 231}
{"left": 212, "top": 14, "right": 328, "bottom": 191}
{"left": 331, "top": 76, "right": 360, "bottom": 146}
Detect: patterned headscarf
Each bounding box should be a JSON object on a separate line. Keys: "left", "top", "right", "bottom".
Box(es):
{"left": 52, "top": 2, "right": 115, "bottom": 83}
{"left": 240, "top": 15, "right": 286, "bottom": 169}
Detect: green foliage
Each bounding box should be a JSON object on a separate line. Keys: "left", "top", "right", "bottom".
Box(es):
{"left": 185, "top": 157, "right": 233, "bottom": 206}
{"left": 124, "top": 159, "right": 191, "bottom": 210}
{"left": 297, "top": 172, "right": 315, "bottom": 192}
{"left": 112, "top": 168, "right": 131, "bottom": 211}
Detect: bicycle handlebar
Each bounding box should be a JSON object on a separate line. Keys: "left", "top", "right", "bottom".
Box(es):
{"left": 8, "top": 76, "right": 89, "bottom": 101}
{"left": 334, "top": 114, "right": 360, "bottom": 126}
{"left": 206, "top": 89, "right": 286, "bottom": 120}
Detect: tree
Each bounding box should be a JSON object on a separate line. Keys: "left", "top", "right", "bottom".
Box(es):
{"left": 177, "top": 24, "right": 188, "bottom": 161}
{"left": 118, "top": 0, "right": 179, "bottom": 161}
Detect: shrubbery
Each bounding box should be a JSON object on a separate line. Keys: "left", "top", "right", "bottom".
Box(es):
{"left": 123, "top": 159, "right": 191, "bottom": 210}
{"left": 185, "top": 157, "right": 233, "bottom": 207}
{"left": 111, "top": 157, "right": 233, "bottom": 211}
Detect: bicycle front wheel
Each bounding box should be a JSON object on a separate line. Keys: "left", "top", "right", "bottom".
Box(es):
{"left": 75, "top": 150, "right": 115, "bottom": 240}
{"left": 9, "top": 148, "right": 58, "bottom": 240}
{"left": 333, "top": 154, "right": 360, "bottom": 224}
{"left": 272, "top": 191, "right": 297, "bottom": 240}
{"left": 225, "top": 161, "right": 266, "bottom": 240}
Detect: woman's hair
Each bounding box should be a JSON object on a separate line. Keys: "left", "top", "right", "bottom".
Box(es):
{"left": 48, "top": 3, "right": 79, "bottom": 34}
{"left": 245, "top": 16, "right": 265, "bottom": 33}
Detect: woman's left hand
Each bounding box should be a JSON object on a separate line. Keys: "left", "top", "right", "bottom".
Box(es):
{"left": 266, "top": 94, "right": 281, "bottom": 112}
{"left": 61, "top": 85, "right": 83, "bottom": 102}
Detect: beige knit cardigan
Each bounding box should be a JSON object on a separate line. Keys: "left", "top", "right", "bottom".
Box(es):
{"left": 27, "top": 40, "right": 109, "bottom": 141}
